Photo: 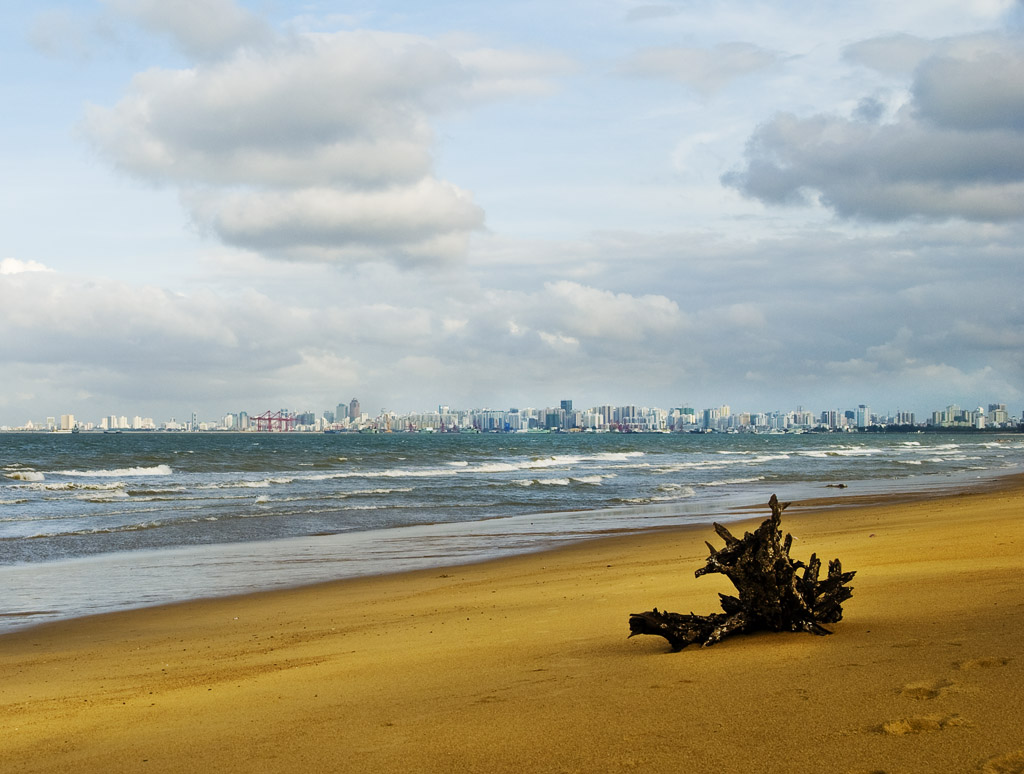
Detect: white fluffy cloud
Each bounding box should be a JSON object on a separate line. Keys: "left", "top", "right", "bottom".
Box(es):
{"left": 83, "top": 21, "right": 567, "bottom": 265}
{"left": 0, "top": 258, "right": 53, "bottom": 275}
{"left": 539, "top": 281, "right": 684, "bottom": 341}
{"left": 186, "top": 180, "right": 484, "bottom": 263}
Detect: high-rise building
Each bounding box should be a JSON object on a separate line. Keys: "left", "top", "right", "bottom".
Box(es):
{"left": 856, "top": 404, "right": 870, "bottom": 428}
{"left": 349, "top": 398, "right": 361, "bottom": 423}
{"left": 560, "top": 399, "right": 573, "bottom": 413}
{"left": 336, "top": 402, "right": 348, "bottom": 421}
{"left": 988, "top": 404, "right": 1009, "bottom": 425}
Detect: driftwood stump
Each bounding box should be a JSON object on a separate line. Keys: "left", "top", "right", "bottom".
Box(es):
{"left": 628, "top": 494, "right": 855, "bottom": 651}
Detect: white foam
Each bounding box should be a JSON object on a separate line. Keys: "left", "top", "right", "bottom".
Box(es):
{"left": 60, "top": 465, "right": 173, "bottom": 478}
{"left": 5, "top": 471, "right": 44, "bottom": 481}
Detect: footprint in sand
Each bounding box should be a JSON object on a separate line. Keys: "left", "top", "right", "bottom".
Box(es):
{"left": 980, "top": 749, "right": 1024, "bottom": 774}
{"left": 956, "top": 656, "right": 1013, "bottom": 671}
{"left": 872, "top": 655, "right": 1012, "bottom": 739}
{"left": 875, "top": 714, "right": 968, "bottom": 736}
{"left": 899, "top": 678, "right": 954, "bottom": 700}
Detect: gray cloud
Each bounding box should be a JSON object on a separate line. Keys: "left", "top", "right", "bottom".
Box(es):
{"left": 620, "top": 42, "right": 781, "bottom": 96}
{"left": 913, "top": 48, "right": 1024, "bottom": 130}
{"left": 624, "top": 5, "right": 682, "bottom": 23}
{"left": 29, "top": 8, "right": 95, "bottom": 60}
{"left": 725, "top": 35, "right": 1024, "bottom": 222}
{"left": 842, "top": 33, "right": 937, "bottom": 76}
{"left": 101, "top": 0, "right": 273, "bottom": 60}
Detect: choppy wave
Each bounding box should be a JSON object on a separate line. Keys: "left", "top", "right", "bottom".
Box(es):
{"left": 347, "top": 487, "right": 415, "bottom": 496}
{"left": 126, "top": 487, "right": 188, "bottom": 496}
{"left": 513, "top": 474, "right": 609, "bottom": 487}
{"left": 75, "top": 491, "right": 130, "bottom": 502}
{"left": 2, "top": 432, "right": 1021, "bottom": 581}
{"left": 59, "top": 465, "right": 173, "bottom": 477}
{"left": 700, "top": 476, "right": 766, "bottom": 487}
{"left": 13, "top": 481, "right": 128, "bottom": 492}
{"left": 5, "top": 471, "right": 44, "bottom": 482}
{"left": 798, "top": 447, "right": 882, "bottom": 458}
{"left": 199, "top": 480, "right": 272, "bottom": 489}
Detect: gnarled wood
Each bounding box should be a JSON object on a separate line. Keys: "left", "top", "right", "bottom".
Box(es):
{"left": 629, "top": 494, "right": 855, "bottom": 651}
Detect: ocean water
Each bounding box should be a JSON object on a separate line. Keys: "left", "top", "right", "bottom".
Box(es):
{"left": 2, "top": 431, "right": 1021, "bottom": 632}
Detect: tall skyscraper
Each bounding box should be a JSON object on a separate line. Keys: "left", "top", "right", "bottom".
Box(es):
{"left": 349, "top": 398, "right": 360, "bottom": 422}
{"left": 336, "top": 402, "right": 349, "bottom": 421}
{"left": 856, "top": 404, "right": 870, "bottom": 428}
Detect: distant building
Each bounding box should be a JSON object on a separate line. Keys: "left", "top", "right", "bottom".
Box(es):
{"left": 856, "top": 404, "right": 870, "bottom": 428}
{"left": 988, "top": 404, "right": 1009, "bottom": 425}
{"left": 349, "top": 398, "right": 360, "bottom": 423}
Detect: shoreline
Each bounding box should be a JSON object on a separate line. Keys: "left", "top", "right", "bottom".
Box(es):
{"left": 3, "top": 466, "right": 1022, "bottom": 636}
{"left": 3, "top": 466, "right": 1020, "bottom": 636}
{"left": 3, "top": 478, "right": 1024, "bottom": 772}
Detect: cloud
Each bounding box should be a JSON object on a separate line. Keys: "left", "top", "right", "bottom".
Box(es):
{"left": 83, "top": 26, "right": 567, "bottom": 267}
{"left": 28, "top": 9, "right": 96, "bottom": 60}
{"left": 620, "top": 42, "right": 781, "bottom": 96}
{"left": 82, "top": 33, "right": 464, "bottom": 186}
{"left": 186, "top": 180, "right": 484, "bottom": 264}
{"left": 100, "top": 0, "right": 273, "bottom": 60}
{"left": 539, "top": 281, "right": 684, "bottom": 342}
{"left": 624, "top": 5, "right": 682, "bottom": 23}
{"left": 2, "top": 214, "right": 1022, "bottom": 421}
{"left": 455, "top": 47, "right": 576, "bottom": 99}
{"left": 913, "top": 47, "right": 1024, "bottom": 131}
{"left": 724, "top": 34, "right": 1024, "bottom": 221}
{"left": 842, "top": 33, "right": 938, "bottom": 76}
{"left": 0, "top": 264, "right": 691, "bottom": 418}
{"left": 0, "top": 258, "right": 54, "bottom": 275}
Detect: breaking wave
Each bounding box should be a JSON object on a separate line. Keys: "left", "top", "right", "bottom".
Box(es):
{"left": 5, "top": 471, "right": 44, "bottom": 482}
{"left": 59, "top": 465, "right": 173, "bottom": 478}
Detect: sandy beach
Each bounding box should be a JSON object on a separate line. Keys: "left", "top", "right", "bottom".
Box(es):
{"left": 3, "top": 480, "right": 1023, "bottom": 774}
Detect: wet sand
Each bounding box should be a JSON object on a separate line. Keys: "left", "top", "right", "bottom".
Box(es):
{"left": 3, "top": 481, "right": 1024, "bottom": 773}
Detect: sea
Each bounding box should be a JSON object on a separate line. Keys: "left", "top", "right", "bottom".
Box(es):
{"left": 2, "top": 430, "right": 1022, "bottom": 633}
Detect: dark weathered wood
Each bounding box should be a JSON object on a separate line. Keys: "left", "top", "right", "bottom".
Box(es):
{"left": 629, "top": 494, "right": 855, "bottom": 651}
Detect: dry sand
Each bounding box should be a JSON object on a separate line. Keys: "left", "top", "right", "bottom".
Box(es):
{"left": 3, "top": 481, "right": 1023, "bottom": 773}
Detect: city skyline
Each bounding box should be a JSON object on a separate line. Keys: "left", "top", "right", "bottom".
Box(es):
{"left": 2, "top": 2, "right": 1023, "bottom": 427}
{"left": 5, "top": 397, "right": 1018, "bottom": 434}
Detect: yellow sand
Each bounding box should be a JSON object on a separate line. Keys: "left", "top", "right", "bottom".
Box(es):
{"left": 3, "top": 481, "right": 1024, "bottom": 774}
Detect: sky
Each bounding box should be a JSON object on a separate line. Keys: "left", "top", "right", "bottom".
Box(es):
{"left": 2, "top": 0, "right": 1023, "bottom": 425}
